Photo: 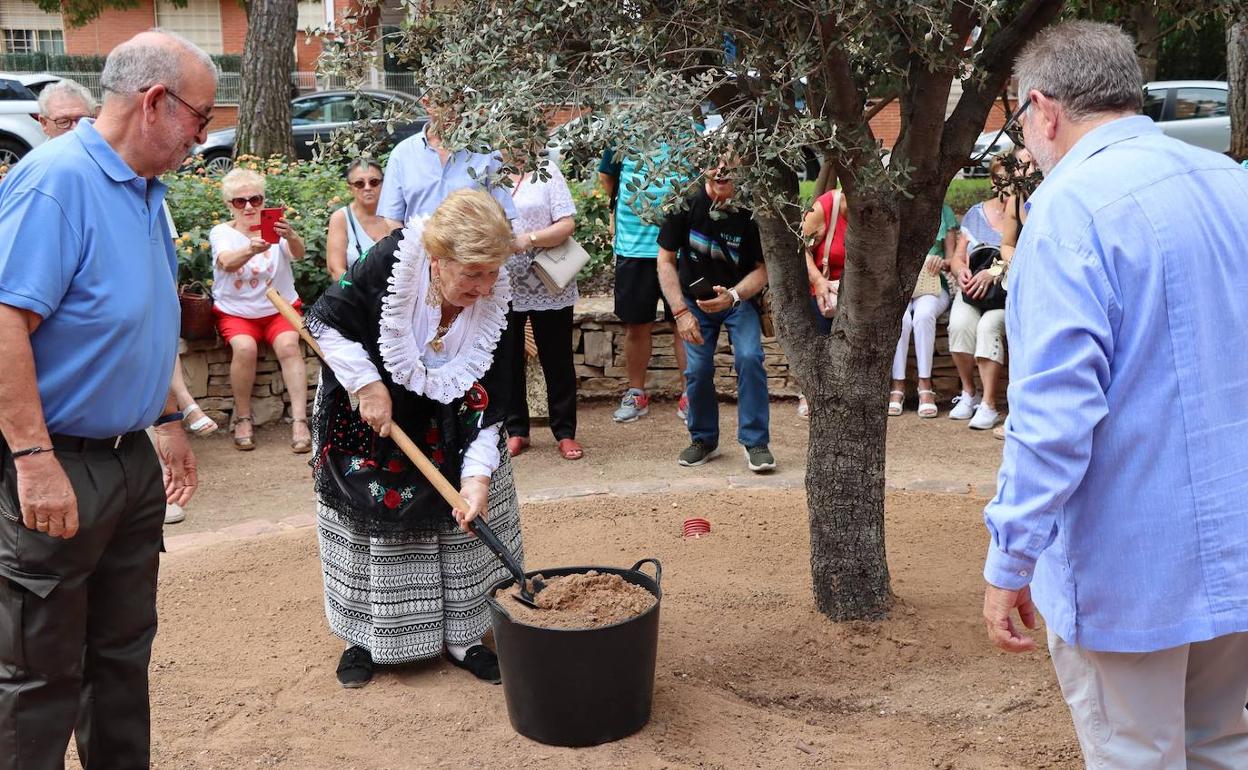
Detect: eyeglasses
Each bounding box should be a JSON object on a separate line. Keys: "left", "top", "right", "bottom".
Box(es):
{"left": 349, "top": 178, "right": 382, "bottom": 189}
{"left": 1002, "top": 98, "right": 1030, "bottom": 149}
{"left": 139, "top": 85, "right": 213, "bottom": 134}
{"left": 45, "top": 114, "right": 90, "bottom": 130}
{"left": 229, "top": 195, "right": 265, "bottom": 209}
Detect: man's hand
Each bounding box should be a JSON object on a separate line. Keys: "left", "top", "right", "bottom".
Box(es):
{"left": 15, "top": 452, "right": 78, "bottom": 539}
{"left": 154, "top": 424, "right": 198, "bottom": 506}
{"left": 983, "top": 584, "right": 1039, "bottom": 652}
{"left": 674, "top": 310, "right": 703, "bottom": 345}
{"left": 695, "top": 286, "right": 735, "bottom": 314}
{"left": 454, "top": 475, "right": 490, "bottom": 533}
{"left": 356, "top": 381, "right": 393, "bottom": 437}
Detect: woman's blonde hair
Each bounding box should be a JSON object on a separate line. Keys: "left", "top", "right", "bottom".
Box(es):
{"left": 422, "top": 189, "right": 513, "bottom": 266}
{"left": 220, "top": 168, "right": 265, "bottom": 201}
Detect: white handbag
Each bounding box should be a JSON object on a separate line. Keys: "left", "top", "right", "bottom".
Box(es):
{"left": 531, "top": 237, "right": 590, "bottom": 294}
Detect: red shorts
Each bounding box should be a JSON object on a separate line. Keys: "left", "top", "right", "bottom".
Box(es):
{"left": 213, "top": 299, "right": 302, "bottom": 346}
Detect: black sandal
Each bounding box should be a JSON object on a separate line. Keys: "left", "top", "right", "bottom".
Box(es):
{"left": 336, "top": 645, "right": 373, "bottom": 689}
{"left": 445, "top": 645, "right": 501, "bottom": 684}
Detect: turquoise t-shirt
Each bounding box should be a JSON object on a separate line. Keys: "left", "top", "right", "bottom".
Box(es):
{"left": 599, "top": 148, "right": 679, "bottom": 259}
{"left": 927, "top": 203, "right": 957, "bottom": 256}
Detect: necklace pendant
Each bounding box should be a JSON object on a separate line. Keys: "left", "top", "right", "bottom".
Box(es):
{"left": 430, "top": 338, "right": 444, "bottom": 353}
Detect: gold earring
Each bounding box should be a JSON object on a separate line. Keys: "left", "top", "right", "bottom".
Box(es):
{"left": 426, "top": 267, "right": 443, "bottom": 308}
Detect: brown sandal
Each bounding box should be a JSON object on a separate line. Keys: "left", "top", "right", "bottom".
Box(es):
{"left": 557, "top": 438, "right": 583, "bottom": 461}
{"left": 291, "top": 418, "right": 312, "bottom": 454}
{"left": 233, "top": 415, "right": 255, "bottom": 451}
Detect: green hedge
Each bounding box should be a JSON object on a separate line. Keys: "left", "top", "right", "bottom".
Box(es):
{"left": 0, "top": 52, "right": 241, "bottom": 73}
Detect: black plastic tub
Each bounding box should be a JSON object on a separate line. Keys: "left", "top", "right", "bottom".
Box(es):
{"left": 485, "top": 558, "right": 662, "bottom": 747}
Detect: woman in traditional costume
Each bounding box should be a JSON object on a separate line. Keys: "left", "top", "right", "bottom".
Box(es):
{"left": 305, "top": 189, "right": 521, "bottom": 688}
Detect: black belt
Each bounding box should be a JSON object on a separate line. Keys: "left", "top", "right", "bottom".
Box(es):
{"left": 49, "top": 431, "right": 143, "bottom": 453}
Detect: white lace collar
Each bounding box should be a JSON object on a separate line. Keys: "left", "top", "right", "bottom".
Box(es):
{"left": 377, "top": 216, "right": 511, "bottom": 403}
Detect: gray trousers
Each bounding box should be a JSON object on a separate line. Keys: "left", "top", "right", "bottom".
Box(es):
{"left": 1049, "top": 628, "right": 1248, "bottom": 769}
{"left": 0, "top": 432, "right": 165, "bottom": 770}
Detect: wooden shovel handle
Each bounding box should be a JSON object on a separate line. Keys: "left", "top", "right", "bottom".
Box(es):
{"left": 265, "top": 288, "right": 469, "bottom": 510}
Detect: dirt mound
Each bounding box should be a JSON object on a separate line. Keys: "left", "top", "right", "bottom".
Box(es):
{"left": 498, "top": 570, "right": 657, "bottom": 629}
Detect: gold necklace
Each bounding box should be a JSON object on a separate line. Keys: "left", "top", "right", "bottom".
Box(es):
{"left": 429, "top": 309, "right": 461, "bottom": 353}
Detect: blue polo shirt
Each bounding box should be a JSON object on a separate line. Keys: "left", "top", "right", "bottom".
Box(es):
{"left": 0, "top": 120, "right": 179, "bottom": 439}
{"left": 598, "top": 147, "right": 680, "bottom": 259}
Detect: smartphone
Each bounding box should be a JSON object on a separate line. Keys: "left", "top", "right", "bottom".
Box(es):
{"left": 259, "top": 208, "right": 284, "bottom": 244}
{"left": 688, "top": 277, "right": 717, "bottom": 302}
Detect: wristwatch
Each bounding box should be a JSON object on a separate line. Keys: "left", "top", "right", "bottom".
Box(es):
{"left": 728, "top": 287, "right": 742, "bottom": 307}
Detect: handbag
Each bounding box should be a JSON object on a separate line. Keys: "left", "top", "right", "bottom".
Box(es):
{"left": 178, "top": 281, "right": 216, "bottom": 340}
{"left": 531, "top": 237, "right": 590, "bottom": 294}
{"left": 963, "top": 245, "right": 1007, "bottom": 312}
{"left": 912, "top": 260, "right": 944, "bottom": 299}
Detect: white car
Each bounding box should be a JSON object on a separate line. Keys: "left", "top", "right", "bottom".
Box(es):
{"left": 965, "top": 80, "right": 1231, "bottom": 175}
{"left": 0, "top": 74, "right": 45, "bottom": 166}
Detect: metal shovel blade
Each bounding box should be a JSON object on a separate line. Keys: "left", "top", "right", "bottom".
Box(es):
{"left": 472, "top": 517, "right": 546, "bottom": 608}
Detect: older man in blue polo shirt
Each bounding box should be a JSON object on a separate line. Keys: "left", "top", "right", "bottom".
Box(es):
{"left": 0, "top": 30, "right": 216, "bottom": 769}
{"left": 981, "top": 22, "right": 1248, "bottom": 767}
{"left": 377, "top": 93, "right": 517, "bottom": 223}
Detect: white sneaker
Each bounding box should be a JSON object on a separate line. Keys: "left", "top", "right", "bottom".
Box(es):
{"left": 948, "top": 392, "right": 981, "bottom": 420}
{"left": 968, "top": 403, "right": 1000, "bottom": 430}
{"left": 164, "top": 503, "right": 186, "bottom": 525}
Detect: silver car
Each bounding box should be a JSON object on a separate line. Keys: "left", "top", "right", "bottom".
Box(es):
{"left": 964, "top": 79, "right": 1231, "bottom": 175}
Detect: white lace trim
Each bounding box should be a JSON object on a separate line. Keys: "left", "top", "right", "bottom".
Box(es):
{"left": 377, "top": 217, "right": 512, "bottom": 404}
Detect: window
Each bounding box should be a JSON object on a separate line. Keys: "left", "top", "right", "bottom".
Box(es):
{"left": 1142, "top": 88, "right": 1166, "bottom": 121}
{"left": 155, "top": 0, "right": 223, "bottom": 55}
{"left": 1172, "top": 88, "right": 1228, "bottom": 120}
{"left": 292, "top": 94, "right": 355, "bottom": 124}
{"left": 0, "top": 0, "right": 63, "bottom": 52}
{"left": 297, "top": 0, "right": 324, "bottom": 32}
{"left": 0, "top": 77, "right": 35, "bottom": 101}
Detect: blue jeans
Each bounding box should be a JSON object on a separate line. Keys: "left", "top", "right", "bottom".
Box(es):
{"left": 684, "top": 299, "right": 770, "bottom": 448}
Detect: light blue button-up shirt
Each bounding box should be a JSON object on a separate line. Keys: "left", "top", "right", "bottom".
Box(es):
{"left": 377, "top": 127, "right": 517, "bottom": 224}
{"left": 0, "top": 120, "right": 179, "bottom": 438}
{"left": 983, "top": 115, "right": 1248, "bottom": 653}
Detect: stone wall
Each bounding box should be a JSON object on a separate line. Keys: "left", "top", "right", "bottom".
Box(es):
{"left": 178, "top": 296, "right": 988, "bottom": 427}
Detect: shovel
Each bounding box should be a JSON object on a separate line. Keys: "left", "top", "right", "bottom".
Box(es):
{"left": 266, "top": 288, "right": 546, "bottom": 608}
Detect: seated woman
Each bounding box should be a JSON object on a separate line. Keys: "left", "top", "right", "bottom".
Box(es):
{"left": 888, "top": 202, "right": 956, "bottom": 417}
{"left": 209, "top": 168, "right": 310, "bottom": 452}
{"left": 305, "top": 190, "right": 522, "bottom": 688}
{"left": 325, "top": 158, "right": 401, "bottom": 283}
{"left": 796, "top": 186, "right": 848, "bottom": 417}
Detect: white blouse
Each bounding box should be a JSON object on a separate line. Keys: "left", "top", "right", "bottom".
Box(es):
{"left": 317, "top": 217, "right": 511, "bottom": 480}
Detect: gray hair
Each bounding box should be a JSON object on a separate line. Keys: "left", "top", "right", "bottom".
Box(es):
{"left": 100, "top": 28, "right": 217, "bottom": 98}
{"left": 1014, "top": 21, "right": 1142, "bottom": 121}
{"left": 37, "top": 78, "right": 97, "bottom": 115}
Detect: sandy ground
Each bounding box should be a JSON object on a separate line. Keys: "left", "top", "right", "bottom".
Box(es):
{"left": 133, "top": 401, "right": 1079, "bottom": 769}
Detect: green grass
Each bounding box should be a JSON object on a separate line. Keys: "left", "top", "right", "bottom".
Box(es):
{"left": 797, "top": 176, "right": 991, "bottom": 213}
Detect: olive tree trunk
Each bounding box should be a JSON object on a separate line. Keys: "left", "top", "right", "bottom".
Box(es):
{"left": 236, "top": 0, "right": 297, "bottom": 159}
{"left": 1230, "top": 18, "right": 1248, "bottom": 161}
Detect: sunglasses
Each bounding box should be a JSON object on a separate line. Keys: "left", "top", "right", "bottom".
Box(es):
{"left": 349, "top": 178, "right": 383, "bottom": 189}
{"left": 229, "top": 195, "right": 265, "bottom": 209}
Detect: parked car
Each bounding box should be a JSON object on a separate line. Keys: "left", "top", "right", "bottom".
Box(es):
{"left": 0, "top": 74, "right": 45, "bottom": 166}
{"left": 964, "top": 80, "right": 1231, "bottom": 176}
{"left": 16, "top": 72, "right": 65, "bottom": 98}
{"left": 191, "top": 89, "right": 427, "bottom": 173}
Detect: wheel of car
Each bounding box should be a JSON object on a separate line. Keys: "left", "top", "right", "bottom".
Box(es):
{"left": 202, "top": 151, "right": 234, "bottom": 175}
{"left": 0, "top": 138, "right": 29, "bottom": 168}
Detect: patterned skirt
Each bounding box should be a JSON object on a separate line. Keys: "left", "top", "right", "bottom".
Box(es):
{"left": 316, "top": 453, "right": 524, "bottom": 664}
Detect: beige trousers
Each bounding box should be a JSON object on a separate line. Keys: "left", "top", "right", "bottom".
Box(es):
{"left": 1048, "top": 629, "right": 1248, "bottom": 769}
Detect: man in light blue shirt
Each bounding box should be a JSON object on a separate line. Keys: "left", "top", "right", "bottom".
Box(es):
{"left": 377, "top": 96, "right": 516, "bottom": 224}
{"left": 982, "top": 21, "right": 1248, "bottom": 767}
{"left": 0, "top": 31, "right": 213, "bottom": 767}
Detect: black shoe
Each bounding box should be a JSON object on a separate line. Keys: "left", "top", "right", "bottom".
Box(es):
{"left": 336, "top": 645, "right": 373, "bottom": 688}
{"left": 446, "top": 645, "right": 502, "bottom": 684}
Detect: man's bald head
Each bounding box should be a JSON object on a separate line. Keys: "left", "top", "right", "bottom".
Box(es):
{"left": 100, "top": 29, "right": 217, "bottom": 102}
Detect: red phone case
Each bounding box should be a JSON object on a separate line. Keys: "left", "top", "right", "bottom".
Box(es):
{"left": 259, "top": 208, "right": 283, "bottom": 244}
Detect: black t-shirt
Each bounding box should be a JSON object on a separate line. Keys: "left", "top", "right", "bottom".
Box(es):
{"left": 657, "top": 187, "right": 763, "bottom": 297}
